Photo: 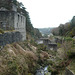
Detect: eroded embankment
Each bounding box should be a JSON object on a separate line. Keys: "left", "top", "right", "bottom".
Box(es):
{"left": 0, "top": 41, "right": 49, "bottom": 75}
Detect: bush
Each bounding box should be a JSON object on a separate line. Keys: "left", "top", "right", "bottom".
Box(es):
{"left": 48, "top": 65, "right": 58, "bottom": 74}
{"left": 47, "top": 65, "right": 52, "bottom": 72}
{"left": 37, "top": 44, "right": 47, "bottom": 52}
{"left": 57, "top": 43, "right": 61, "bottom": 48}
{"left": 47, "top": 60, "right": 54, "bottom": 66}
{"left": 68, "top": 51, "right": 75, "bottom": 59}
{"left": 73, "top": 39, "right": 75, "bottom": 44}
{"left": 61, "top": 41, "right": 75, "bottom": 59}
{"left": 30, "top": 39, "right": 37, "bottom": 46}
{"left": 64, "top": 37, "right": 73, "bottom": 41}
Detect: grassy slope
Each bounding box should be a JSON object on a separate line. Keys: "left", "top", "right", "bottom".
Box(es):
{"left": 0, "top": 42, "right": 38, "bottom": 75}
{"left": 0, "top": 41, "right": 50, "bottom": 75}
{"left": 0, "top": 39, "right": 75, "bottom": 75}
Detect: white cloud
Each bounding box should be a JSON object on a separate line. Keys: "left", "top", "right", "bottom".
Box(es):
{"left": 18, "top": 0, "right": 75, "bottom": 28}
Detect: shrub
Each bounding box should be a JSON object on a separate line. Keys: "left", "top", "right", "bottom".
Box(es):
{"left": 57, "top": 43, "right": 61, "bottom": 48}
{"left": 30, "top": 39, "right": 37, "bottom": 46}
{"left": 48, "top": 65, "right": 58, "bottom": 74}
{"left": 64, "top": 37, "right": 73, "bottom": 41}
{"left": 47, "top": 65, "right": 52, "bottom": 72}
{"left": 73, "top": 39, "right": 75, "bottom": 44}
{"left": 68, "top": 51, "right": 75, "bottom": 59}
{"left": 61, "top": 41, "right": 74, "bottom": 59}
{"left": 37, "top": 44, "right": 47, "bottom": 52}
{"left": 47, "top": 60, "right": 54, "bottom": 66}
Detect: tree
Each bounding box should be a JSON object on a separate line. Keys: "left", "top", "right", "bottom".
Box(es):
{"left": 12, "top": 0, "right": 17, "bottom": 5}
{"left": 69, "top": 27, "right": 75, "bottom": 37}
{"left": 59, "top": 24, "right": 65, "bottom": 36}
{"left": 71, "top": 16, "right": 75, "bottom": 29}
{"left": 0, "top": 0, "right": 17, "bottom": 10}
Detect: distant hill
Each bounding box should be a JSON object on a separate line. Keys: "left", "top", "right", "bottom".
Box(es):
{"left": 38, "top": 28, "right": 54, "bottom": 35}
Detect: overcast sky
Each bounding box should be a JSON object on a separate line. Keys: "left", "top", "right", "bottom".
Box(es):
{"left": 18, "top": 0, "right": 75, "bottom": 28}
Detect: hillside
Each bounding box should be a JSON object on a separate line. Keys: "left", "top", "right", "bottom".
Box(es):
{"left": 0, "top": 37, "right": 75, "bottom": 75}
{"left": 52, "top": 16, "right": 75, "bottom": 37}
{"left": 0, "top": 42, "right": 38, "bottom": 75}
{"left": 0, "top": 40, "right": 50, "bottom": 75}
{"left": 38, "top": 28, "right": 54, "bottom": 35}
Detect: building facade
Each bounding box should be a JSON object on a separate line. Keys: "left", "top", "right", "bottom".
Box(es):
{"left": 0, "top": 4, "right": 26, "bottom": 41}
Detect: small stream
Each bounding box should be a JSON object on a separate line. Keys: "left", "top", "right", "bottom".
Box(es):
{"left": 36, "top": 66, "right": 51, "bottom": 75}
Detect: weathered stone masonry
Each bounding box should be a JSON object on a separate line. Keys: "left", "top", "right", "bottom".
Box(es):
{"left": 0, "top": 32, "right": 22, "bottom": 46}
{"left": 36, "top": 38, "right": 57, "bottom": 51}
{"left": 0, "top": 4, "right": 26, "bottom": 41}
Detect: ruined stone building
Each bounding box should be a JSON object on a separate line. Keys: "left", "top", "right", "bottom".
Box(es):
{"left": 0, "top": 4, "right": 26, "bottom": 41}
{"left": 36, "top": 38, "right": 57, "bottom": 51}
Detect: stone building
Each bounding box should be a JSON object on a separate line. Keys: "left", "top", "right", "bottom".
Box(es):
{"left": 0, "top": 4, "right": 26, "bottom": 41}
{"left": 36, "top": 38, "right": 51, "bottom": 45}
{"left": 47, "top": 43, "right": 57, "bottom": 51}
{"left": 36, "top": 38, "right": 57, "bottom": 51}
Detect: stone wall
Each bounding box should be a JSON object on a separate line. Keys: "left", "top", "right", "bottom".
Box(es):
{"left": 14, "top": 12, "right": 26, "bottom": 40}
{"left": 0, "top": 31, "right": 22, "bottom": 46}
{"left": 0, "top": 11, "right": 26, "bottom": 41}
{"left": 0, "top": 11, "right": 15, "bottom": 30}
{"left": 36, "top": 38, "right": 57, "bottom": 51}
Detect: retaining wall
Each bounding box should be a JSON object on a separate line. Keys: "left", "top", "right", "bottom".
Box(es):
{"left": 0, "top": 31, "right": 22, "bottom": 46}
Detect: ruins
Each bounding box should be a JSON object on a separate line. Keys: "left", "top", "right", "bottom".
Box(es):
{"left": 0, "top": 4, "right": 26, "bottom": 41}
{"left": 36, "top": 38, "right": 57, "bottom": 51}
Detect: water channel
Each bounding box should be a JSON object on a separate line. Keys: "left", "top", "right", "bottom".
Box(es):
{"left": 36, "top": 66, "right": 51, "bottom": 75}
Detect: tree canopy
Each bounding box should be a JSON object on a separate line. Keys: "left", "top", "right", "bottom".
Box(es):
{"left": 52, "top": 16, "right": 75, "bottom": 37}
